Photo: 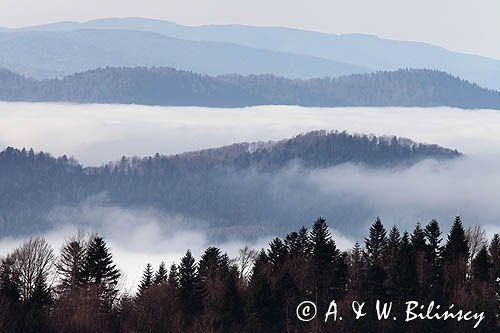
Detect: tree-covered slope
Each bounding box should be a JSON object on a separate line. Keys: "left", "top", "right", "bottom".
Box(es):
{"left": 1, "top": 67, "right": 499, "bottom": 109}
{"left": 5, "top": 17, "right": 500, "bottom": 90}
{"left": 0, "top": 131, "right": 460, "bottom": 236}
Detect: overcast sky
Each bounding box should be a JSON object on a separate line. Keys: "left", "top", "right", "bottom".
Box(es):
{"left": 0, "top": 0, "right": 499, "bottom": 60}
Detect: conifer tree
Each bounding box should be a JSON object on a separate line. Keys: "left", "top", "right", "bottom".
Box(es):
{"left": 411, "top": 222, "right": 427, "bottom": 251}
{"left": 488, "top": 234, "right": 500, "bottom": 279}
{"left": 56, "top": 238, "right": 86, "bottom": 293}
{"left": 424, "top": 219, "right": 444, "bottom": 299}
{"left": 348, "top": 242, "right": 365, "bottom": 298}
{"left": 138, "top": 263, "right": 153, "bottom": 295}
{"left": 296, "top": 226, "right": 310, "bottom": 256}
{"left": 267, "top": 238, "right": 287, "bottom": 270}
{"left": 397, "top": 232, "right": 417, "bottom": 298}
{"left": 167, "top": 263, "right": 179, "bottom": 288}
{"left": 197, "top": 247, "right": 241, "bottom": 331}
{"left": 472, "top": 246, "right": 492, "bottom": 283}
{"left": 425, "top": 219, "right": 443, "bottom": 264}
{"left": 245, "top": 251, "right": 279, "bottom": 332}
{"left": 309, "top": 217, "right": 345, "bottom": 302}
{"left": 444, "top": 216, "right": 469, "bottom": 260}
{"left": 363, "top": 218, "right": 388, "bottom": 300}
{"left": 284, "top": 232, "right": 300, "bottom": 256}
{"left": 220, "top": 266, "right": 245, "bottom": 331}
{"left": 83, "top": 236, "right": 121, "bottom": 308}
{"left": 411, "top": 222, "right": 429, "bottom": 292}
{"left": 387, "top": 225, "right": 401, "bottom": 257}
{"left": 488, "top": 234, "right": 500, "bottom": 319}
{"left": 197, "top": 247, "right": 227, "bottom": 303}
{"left": 443, "top": 216, "right": 469, "bottom": 294}
{"left": 364, "top": 217, "right": 388, "bottom": 266}
{"left": 386, "top": 226, "right": 401, "bottom": 297}
{"left": 310, "top": 217, "right": 339, "bottom": 269}
{"left": 178, "top": 250, "right": 200, "bottom": 324}
{"left": 30, "top": 273, "right": 52, "bottom": 307}
{"left": 154, "top": 261, "right": 168, "bottom": 285}
{"left": 0, "top": 255, "right": 20, "bottom": 302}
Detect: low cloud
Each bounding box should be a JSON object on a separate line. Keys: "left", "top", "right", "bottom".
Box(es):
{"left": 177, "top": 155, "right": 494, "bottom": 239}
{"left": 1, "top": 154, "right": 498, "bottom": 290}
{"left": 1, "top": 102, "right": 499, "bottom": 289}
{"left": 2, "top": 103, "right": 500, "bottom": 165}
{"left": 0, "top": 198, "right": 355, "bottom": 291}
{"left": 299, "top": 156, "right": 500, "bottom": 235}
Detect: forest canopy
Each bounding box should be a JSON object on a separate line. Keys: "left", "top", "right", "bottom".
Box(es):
{"left": 1, "top": 67, "right": 500, "bottom": 109}
{"left": 0, "top": 216, "right": 498, "bottom": 332}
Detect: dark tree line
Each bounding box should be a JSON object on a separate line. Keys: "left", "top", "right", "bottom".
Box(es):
{"left": 0, "top": 216, "right": 499, "bottom": 332}
{"left": 0, "top": 234, "right": 121, "bottom": 332}
{"left": 1, "top": 66, "right": 500, "bottom": 109}
{"left": 0, "top": 131, "right": 460, "bottom": 236}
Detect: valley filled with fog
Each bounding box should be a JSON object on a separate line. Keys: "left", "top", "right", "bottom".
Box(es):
{"left": 1, "top": 102, "right": 499, "bottom": 289}
{"left": 2, "top": 102, "right": 500, "bottom": 164}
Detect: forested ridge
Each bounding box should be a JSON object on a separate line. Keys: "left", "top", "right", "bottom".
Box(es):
{"left": 0, "top": 216, "right": 498, "bottom": 332}
{"left": 2, "top": 18, "right": 500, "bottom": 91}
{"left": 1, "top": 67, "right": 500, "bottom": 109}
{"left": 0, "top": 131, "right": 460, "bottom": 236}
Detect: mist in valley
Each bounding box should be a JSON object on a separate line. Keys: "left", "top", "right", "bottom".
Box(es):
{"left": 1, "top": 102, "right": 500, "bottom": 164}
{"left": 1, "top": 102, "right": 499, "bottom": 289}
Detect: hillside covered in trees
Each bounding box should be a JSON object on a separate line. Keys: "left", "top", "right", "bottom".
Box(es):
{"left": 2, "top": 18, "right": 500, "bottom": 91}
{"left": 0, "top": 131, "right": 460, "bottom": 236}
{"left": 1, "top": 67, "right": 500, "bottom": 109}
{"left": 0, "top": 216, "right": 498, "bottom": 332}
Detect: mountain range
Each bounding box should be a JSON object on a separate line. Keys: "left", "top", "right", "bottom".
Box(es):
{"left": 1, "top": 17, "right": 500, "bottom": 90}
{"left": 1, "top": 67, "right": 499, "bottom": 109}
{"left": 0, "top": 29, "right": 366, "bottom": 80}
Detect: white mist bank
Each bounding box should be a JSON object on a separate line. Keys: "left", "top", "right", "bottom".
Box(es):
{"left": 1, "top": 102, "right": 500, "bottom": 289}
{"left": 1, "top": 103, "right": 500, "bottom": 164}
{"left": 0, "top": 202, "right": 354, "bottom": 291}
{"left": 1, "top": 154, "right": 499, "bottom": 290}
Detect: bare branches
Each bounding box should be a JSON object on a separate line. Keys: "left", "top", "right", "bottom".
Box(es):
{"left": 466, "top": 225, "right": 487, "bottom": 261}
{"left": 10, "top": 237, "right": 55, "bottom": 302}
{"left": 233, "top": 246, "right": 258, "bottom": 283}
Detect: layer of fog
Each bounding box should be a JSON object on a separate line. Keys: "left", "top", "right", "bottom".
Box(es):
{"left": 0, "top": 201, "right": 354, "bottom": 291}
{"left": 1, "top": 103, "right": 500, "bottom": 164}
{"left": 272, "top": 157, "right": 500, "bottom": 236}
{"left": 1, "top": 102, "right": 500, "bottom": 289}
{"left": 1, "top": 155, "right": 498, "bottom": 290}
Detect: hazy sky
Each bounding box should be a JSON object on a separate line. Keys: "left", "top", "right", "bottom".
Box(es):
{"left": 1, "top": 0, "right": 499, "bottom": 60}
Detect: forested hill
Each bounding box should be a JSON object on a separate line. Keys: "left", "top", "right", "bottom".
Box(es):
{"left": 0, "top": 131, "right": 460, "bottom": 236}
{"left": 1, "top": 67, "right": 500, "bottom": 109}
{"left": 110, "top": 130, "right": 460, "bottom": 172}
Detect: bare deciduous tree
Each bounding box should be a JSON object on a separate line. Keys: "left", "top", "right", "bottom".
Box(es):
{"left": 466, "top": 225, "right": 487, "bottom": 261}
{"left": 11, "top": 237, "right": 55, "bottom": 302}
{"left": 233, "top": 246, "right": 258, "bottom": 283}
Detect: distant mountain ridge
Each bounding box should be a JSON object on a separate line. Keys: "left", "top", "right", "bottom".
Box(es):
{"left": 0, "top": 130, "right": 460, "bottom": 236}
{"left": 0, "top": 29, "right": 367, "bottom": 79}
{"left": 2, "top": 17, "right": 499, "bottom": 90}
{"left": 1, "top": 67, "right": 499, "bottom": 109}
